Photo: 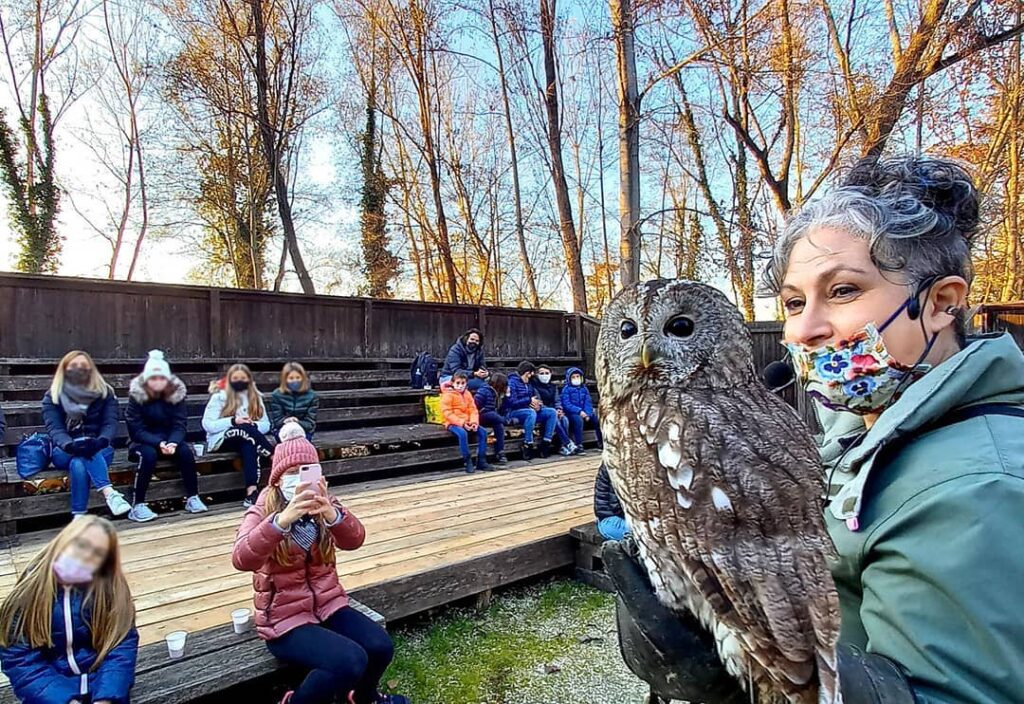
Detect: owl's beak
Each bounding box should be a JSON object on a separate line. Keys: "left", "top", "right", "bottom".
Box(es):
{"left": 640, "top": 341, "right": 659, "bottom": 369}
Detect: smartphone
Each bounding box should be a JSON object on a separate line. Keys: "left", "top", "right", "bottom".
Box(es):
{"left": 298, "top": 463, "right": 323, "bottom": 492}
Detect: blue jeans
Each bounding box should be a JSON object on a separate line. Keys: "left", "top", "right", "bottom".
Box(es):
{"left": 51, "top": 446, "right": 115, "bottom": 515}
{"left": 598, "top": 516, "right": 629, "bottom": 541}
{"left": 448, "top": 424, "right": 487, "bottom": 459}
{"left": 506, "top": 408, "right": 536, "bottom": 444}
{"left": 554, "top": 414, "right": 572, "bottom": 446}
{"left": 535, "top": 406, "right": 558, "bottom": 442}
{"left": 478, "top": 411, "right": 505, "bottom": 454}
{"left": 567, "top": 411, "right": 603, "bottom": 446}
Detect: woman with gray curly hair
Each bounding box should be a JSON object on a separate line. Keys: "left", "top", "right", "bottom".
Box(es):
{"left": 606, "top": 155, "right": 1024, "bottom": 704}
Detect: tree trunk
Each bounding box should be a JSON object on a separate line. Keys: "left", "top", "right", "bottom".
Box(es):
{"left": 540, "top": 0, "right": 587, "bottom": 313}
{"left": 489, "top": 0, "right": 539, "bottom": 308}
{"left": 251, "top": 0, "right": 315, "bottom": 294}
{"left": 610, "top": 0, "right": 641, "bottom": 287}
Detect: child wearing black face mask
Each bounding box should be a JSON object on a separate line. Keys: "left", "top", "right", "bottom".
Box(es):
{"left": 202, "top": 363, "right": 273, "bottom": 507}
{"left": 269, "top": 362, "right": 319, "bottom": 440}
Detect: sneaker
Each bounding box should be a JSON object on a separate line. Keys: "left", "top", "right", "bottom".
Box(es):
{"left": 242, "top": 489, "right": 259, "bottom": 508}
{"left": 495, "top": 452, "right": 509, "bottom": 465}
{"left": 279, "top": 692, "right": 294, "bottom": 704}
{"left": 564, "top": 441, "right": 578, "bottom": 454}
{"left": 127, "top": 503, "right": 157, "bottom": 523}
{"left": 558, "top": 444, "right": 574, "bottom": 456}
{"left": 574, "top": 445, "right": 587, "bottom": 455}
{"left": 539, "top": 440, "right": 552, "bottom": 458}
{"left": 464, "top": 457, "right": 475, "bottom": 474}
{"left": 521, "top": 443, "right": 534, "bottom": 462}
{"left": 105, "top": 490, "right": 131, "bottom": 517}
{"left": 476, "top": 457, "right": 493, "bottom": 471}
{"left": 185, "top": 495, "right": 209, "bottom": 514}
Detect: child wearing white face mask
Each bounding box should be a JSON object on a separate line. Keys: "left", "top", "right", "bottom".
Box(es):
{"left": 560, "top": 366, "right": 603, "bottom": 454}
{"left": 232, "top": 423, "right": 408, "bottom": 704}
{"left": 529, "top": 364, "right": 576, "bottom": 456}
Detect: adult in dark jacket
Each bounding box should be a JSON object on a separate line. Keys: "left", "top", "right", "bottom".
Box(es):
{"left": 0, "top": 515, "right": 138, "bottom": 704}
{"left": 42, "top": 350, "right": 130, "bottom": 518}
{"left": 440, "top": 328, "right": 489, "bottom": 391}
{"left": 269, "top": 362, "right": 320, "bottom": 438}
{"left": 593, "top": 463, "right": 628, "bottom": 541}
{"left": 125, "top": 350, "right": 207, "bottom": 523}
{"left": 530, "top": 364, "right": 576, "bottom": 454}
{"left": 474, "top": 373, "right": 509, "bottom": 465}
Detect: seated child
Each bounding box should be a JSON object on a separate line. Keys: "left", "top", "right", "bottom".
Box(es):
{"left": 474, "top": 372, "right": 509, "bottom": 465}
{"left": 561, "top": 366, "right": 603, "bottom": 454}
{"left": 594, "top": 463, "right": 629, "bottom": 541}
{"left": 529, "top": 363, "right": 576, "bottom": 455}
{"left": 441, "top": 372, "right": 490, "bottom": 473}
{"left": 269, "top": 362, "right": 319, "bottom": 440}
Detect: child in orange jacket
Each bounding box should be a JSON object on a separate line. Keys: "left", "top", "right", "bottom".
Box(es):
{"left": 440, "top": 371, "right": 491, "bottom": 473}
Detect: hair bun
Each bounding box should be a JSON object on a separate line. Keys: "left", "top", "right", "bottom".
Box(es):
{"left": 147, "top": 349, "right": 165, "bottom": 361}
{"left": 843, "top": 155, "right": 980, "bottom": 241}
{"left": 279, "top": 421, "right": 305, "bottom": 442}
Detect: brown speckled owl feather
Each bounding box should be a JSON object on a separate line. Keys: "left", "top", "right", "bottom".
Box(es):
{"left": 596, "top": 280, "right": 841, "bottom": 704}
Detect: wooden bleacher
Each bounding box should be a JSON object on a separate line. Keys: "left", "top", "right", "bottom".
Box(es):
{"left": 0, "top": 456, "right": 599, "bottom": 703}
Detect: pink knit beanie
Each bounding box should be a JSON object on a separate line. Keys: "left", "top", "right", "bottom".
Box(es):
{"left": 270, "top": 422, "right": 319, "bottom": 486}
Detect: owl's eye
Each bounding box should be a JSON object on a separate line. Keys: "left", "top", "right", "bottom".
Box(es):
{"left": 664, "top": 315, "right": 695, "bottom": 338}
{"left": 620, "top": 319, "right": 638, "bottom": 339}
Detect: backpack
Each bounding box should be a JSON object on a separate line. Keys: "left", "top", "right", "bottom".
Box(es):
{"left": 16, "top": 433, "right": 52, "bottom": 479}
{"left": 410, "top": 352, "right": 439, "bottom": 389}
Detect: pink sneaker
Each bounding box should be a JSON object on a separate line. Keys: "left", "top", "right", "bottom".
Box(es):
{"left": 279, "top": 692, "right": 294, "bottom": 704}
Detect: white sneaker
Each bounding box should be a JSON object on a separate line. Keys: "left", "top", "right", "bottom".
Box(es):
{"left": 128, "top": 503, "right": 157, "bottom": 522}
{"left": 105, "top": 490, "right": 131, "bottom": 517}
{"left": 185, "top": 495, "right": 209, "bottom": 514}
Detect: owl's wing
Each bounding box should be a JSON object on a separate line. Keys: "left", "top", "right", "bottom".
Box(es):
{"left": 648, "top": 387, "right": 840, "bottom": 692}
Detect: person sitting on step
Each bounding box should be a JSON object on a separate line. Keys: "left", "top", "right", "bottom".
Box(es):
{"left": 594, "top": 462, "right": 629, "bottom": 541}
{"left": 506, "top": 361, "right": 559, "bottom": 460}
{"left": 561, "top": 366, "right": 603, "bottom": 455}
{"left": 203, "top": 363, "right": 274, "bottom": 508}
{"left": 440, "top": 327, "right": 489, "bottom": 391}
{"left": 232, "top": 423, "right": 409, "bottom": 704}
{"left": 41, "top": 350, "right": 131, "bottom": 518}
{"left": 441, "top": 372, "right": 490, "bottom": 473}
{"left": 0, "top": 516, "right": 138, "bottom": 704}
{"left": 269, "top": 362, "right": 319, "bottom": 441}
{"left": 125, "top": 350, "right": 208, "bottom": 522}
{"left": 474, "top": 372, "right": 509, "bottom": 466}
{"left": 529, "top": 363, "right": 576, "bottom": 455}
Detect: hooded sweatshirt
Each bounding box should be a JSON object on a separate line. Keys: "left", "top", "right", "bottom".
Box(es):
{"left": 560, "top": 367, "right": 594, "bottom": 416}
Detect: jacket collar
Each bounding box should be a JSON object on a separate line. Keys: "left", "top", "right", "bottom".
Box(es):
{"left": 828, "top": 333, "right": 1024, "bottom": 523}
{"left": 129, "top": 374, "right": 187, "bottom": 405}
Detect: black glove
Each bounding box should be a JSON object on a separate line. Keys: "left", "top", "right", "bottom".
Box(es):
{"left": 603, "top": 537, "right": 746, "bottom": 703}
{"left": 604, "top": 538, "right": 917, "bottom": 704}
{"left": 96, "top": 437, "right": 110, "bottom": 450}
{"left": 67, "top": 438, "right": 99, "bottom": 457}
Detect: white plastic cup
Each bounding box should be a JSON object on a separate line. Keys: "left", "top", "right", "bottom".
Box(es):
{"left": 165, "top": 630, "right": 187, "bottom": 659}
{"left": 192, "top": 443, "right": 204, "bottom": 457}
{"left": 231, "top": 608, "right": 252, "bottom": 634}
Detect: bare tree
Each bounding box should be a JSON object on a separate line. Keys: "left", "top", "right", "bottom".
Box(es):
{"left": 609, "top": 0, "right": 640, "bottom": 287}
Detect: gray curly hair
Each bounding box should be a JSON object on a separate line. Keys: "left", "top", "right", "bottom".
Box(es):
{"left": 763, "top": 155, "right": 980, "bottom": 337}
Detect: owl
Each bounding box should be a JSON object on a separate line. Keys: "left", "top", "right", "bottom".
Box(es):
{"left": 596, "top": 279, "right": 841, "bottom": 704}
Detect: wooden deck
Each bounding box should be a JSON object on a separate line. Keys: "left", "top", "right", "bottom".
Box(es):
{"left": 0, "top": 455, "right": 598, "bottom": 648}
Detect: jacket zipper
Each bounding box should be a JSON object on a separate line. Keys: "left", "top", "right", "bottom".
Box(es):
{"left": 62, "top": 587, "right": 88, "bottom": 697}
{"left": 264, "top": 579, "right": 276, "bottom": 621}
{"left": 306, "top": 551, "right": 318, "bottom": 613}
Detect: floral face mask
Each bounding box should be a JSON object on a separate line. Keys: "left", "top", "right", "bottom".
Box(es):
{"left": 784, "top": 294, "right": 936, "bottom": 415}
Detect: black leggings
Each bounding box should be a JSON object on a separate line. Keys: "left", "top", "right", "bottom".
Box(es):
{"left": 220, "top": 424, "right": 273, "bottom": 487}
{"left": 133, "top": 443, "right": 199, "bottom": 504}
{"left": 267, "top": 606, "right": 394, "bottom": 704}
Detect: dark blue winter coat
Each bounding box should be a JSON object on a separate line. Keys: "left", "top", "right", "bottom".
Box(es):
{"left": 41, "top": 388, "right": 119, "bottom": 451}
{"left": 529, "top": 376, "right": 561, "bottom": 410}
{"left": 506, "top": 374, "right": 537, "bottom": 411}
{"left": 473, "top": 385, "right": 500, "bottom": 415}
{"left": 560, "top": 367, "right": 594, "bottom": 416}
{"left": 593, "top": 463, "right": 624, "bottom": 521}
{"left": 125, "top": 374, "right": 188, "bottom": 450}
{"left": 440, "top": 337, "right": 487, "bottom": 378}
{"left": 0, "top": 586, "right": 139, "bottom": 704}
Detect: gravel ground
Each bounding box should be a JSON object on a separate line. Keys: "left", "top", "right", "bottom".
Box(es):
{"left": 382, "top": 578, "right": 652, "bottom": 704}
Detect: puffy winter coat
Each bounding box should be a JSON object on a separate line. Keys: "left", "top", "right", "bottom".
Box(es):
{"left": 530, "top": 377, "right": 561, "bottom": 410}
{"left": 41, "top": 388, "right": 119, "bottom": 451}
{"left": 232, "top": 491, "right": 366, "bottom": 641}
{"left": 473, "top": 385, "right": 500, "bottom": 415}
{"left": 268, "top": 389, "right": 319, "bottom": 435}
{"left": 440, "top": 337, "right": 487, "bottom": 378}
{"left": 0, "top": 586, "right": 139, "bottom": 704}
{"left": 506, "top": 374, "right": 536, "bottom": 411}
{"left": 125, "top": 374, "right": 188, "bottom": 450}
{"left": 440, "top": 388, "right": 479, "bottom": 428}
{"left": 593, "top": 463, "right": 624, "bottom": 521}
{"left": 560, "top": 367, "right": 594, "bottom": 416}
{"left": 202, "top": 390, "right": 271, "bottom": 451}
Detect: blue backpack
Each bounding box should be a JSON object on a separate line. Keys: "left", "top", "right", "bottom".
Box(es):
{"left": 410, "top": 352, "right": 439, "bottom": 389}
{"left": 16, "top": 433, "right": 52, "bottom": 479}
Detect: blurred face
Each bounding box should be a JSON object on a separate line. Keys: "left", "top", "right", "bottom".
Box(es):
{"left": 64, "top": 354, "right": 93, "bottom": 385}
{"left": 537, "top": 367, "right": 552, "bottom": 383}
{"left": 146, "top": 375, "right": 169, "bottom": 394}
{"left": 521, "top": 370, "right": 534, "bottom": 382}
{"left": 453, "top": 378, "right": 468, "bottom": 392}
{"left": 286, "top": 371, "right": 304, "bottom": 386}
{"left": 63, "top": 525, "right": 110, "bottom": 573}
{"left": 466, "top": 333, "right": 480, "bottom": 347}
{"left": 67, "top": 355, "right": 91, "bottom": 373}
{"left": 229, "top": 369, "right": 251, "bottom": 384}
{"left": 780, "top": 228, "right": 958, "bottom": 367}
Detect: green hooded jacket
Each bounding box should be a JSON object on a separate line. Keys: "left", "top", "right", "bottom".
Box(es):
{"left": 821, "top": 333, "right": 1024, "bottom": 704}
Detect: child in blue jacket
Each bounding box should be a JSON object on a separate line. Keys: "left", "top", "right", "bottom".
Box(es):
{"left": 561, "top": 367, "right": 603, "bottom": 454}
{"left": 0, "top": 515, "right": 139, "bottom": 704}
